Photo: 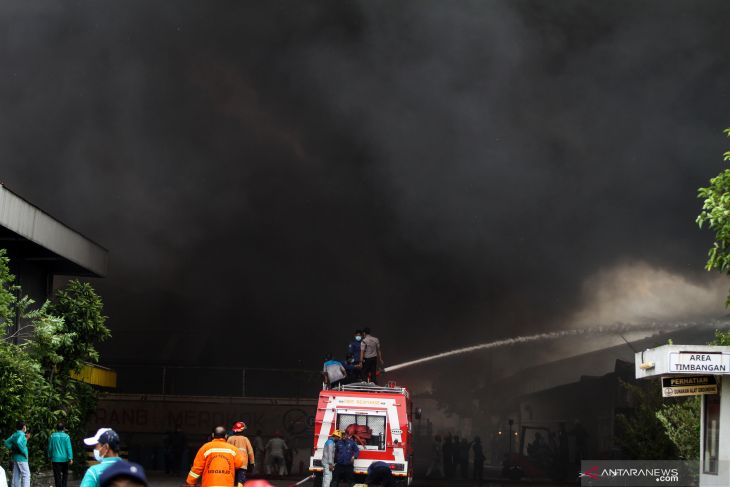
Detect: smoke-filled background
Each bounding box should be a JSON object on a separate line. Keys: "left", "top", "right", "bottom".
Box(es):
{"left": 1, "top": 1, "right": 730, "bottom": 382}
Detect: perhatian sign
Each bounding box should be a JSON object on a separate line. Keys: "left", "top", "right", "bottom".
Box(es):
{"left": 668, "top": 351, "right": 730, "bottom": 373}
{"left": 661, "top": 375, "right": 718, "bottom": 398}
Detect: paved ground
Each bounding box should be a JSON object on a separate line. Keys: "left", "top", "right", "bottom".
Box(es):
{"left": 52, "top": 472, "right": 574, "bottom": 487}
{"left": 134, "top": 473, "right": 574, "bottom": 487}
{"left": 60, "top": 471, "right": 573, "bottom": 487}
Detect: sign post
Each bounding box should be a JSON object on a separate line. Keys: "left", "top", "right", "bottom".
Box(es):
{"left": 635, "top": 344, "right": 730, "bottom": 487}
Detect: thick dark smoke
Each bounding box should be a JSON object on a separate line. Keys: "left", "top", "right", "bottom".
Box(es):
{"left": 1, "top": 1, "right": 729, "bottom": 374}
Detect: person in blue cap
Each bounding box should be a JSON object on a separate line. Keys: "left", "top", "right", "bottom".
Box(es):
{"left": 80, "top": 428, "right": 124, "bottom": 487}
{"left": 98, "top": 461, "right": 147, "bottom": 487}
{"left": 365, "top": 461, "right": 395, "bottom": 487}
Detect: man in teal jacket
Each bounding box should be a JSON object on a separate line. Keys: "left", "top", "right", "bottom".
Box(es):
{"left": 80, "top": 428, "right": 123, "bottom": 487}
{"left": 48, "top": 423, "right": 73, "bottom": 487}
{"left": 4, "top": 421, "right": 30, "bottom": 487}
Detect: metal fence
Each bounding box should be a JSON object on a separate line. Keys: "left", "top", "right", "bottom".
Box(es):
{"left": 109, "top": 364, "right": 322, "bottom": 397}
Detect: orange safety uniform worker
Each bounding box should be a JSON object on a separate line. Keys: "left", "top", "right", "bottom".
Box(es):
{"left": 226, "top": 422, "right": 255, "bottom": 469}
{"left": 187, "top": 426, "right": 243, "bottom": 487}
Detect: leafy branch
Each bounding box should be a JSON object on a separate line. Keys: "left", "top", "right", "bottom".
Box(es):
{"left": 697, "top": 127, "right": 730, "bottom": 305}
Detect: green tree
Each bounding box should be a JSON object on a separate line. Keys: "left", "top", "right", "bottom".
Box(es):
{"left": 0, "top": 252, "right": 109, "bottom": 472}
{"left": 615, "top": 379, "right": 679, "bottom": 459}
{"left": 711, "top": 329, "right": 730, "bottom": 346}
{"left": 656, "top": 396, "right": 700, "bottom": 461}
{"left": 47, "top": 280, "right": 109, "bottom": 376}
{"left": 696, "top": 128, "right": 730, "bottom": 304}
{"left": 22, "top": 299, "right": 72, "bottom": 380}
{"left": 0, "top": 249, "right": 17, "bottom": 325}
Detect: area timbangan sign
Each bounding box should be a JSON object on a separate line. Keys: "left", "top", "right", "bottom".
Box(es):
{"left": 668, "top": 352, "right": 730, "bottom": 373}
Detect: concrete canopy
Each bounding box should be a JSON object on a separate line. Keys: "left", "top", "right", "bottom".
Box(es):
{"left": 0, "top": 183, "right": 107, "bottom": 277}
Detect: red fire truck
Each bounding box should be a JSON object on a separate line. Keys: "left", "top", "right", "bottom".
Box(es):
{"left": 309, "top": 382, "right": 415, "bottom": 486}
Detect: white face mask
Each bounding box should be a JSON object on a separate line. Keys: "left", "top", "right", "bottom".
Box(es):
{"left": 93, "top": 448, "right": 104, "bottom": 462}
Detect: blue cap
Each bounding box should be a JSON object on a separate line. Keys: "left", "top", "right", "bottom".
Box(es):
{"left": 98, "top": 461, "right": 147, "bottom": 487}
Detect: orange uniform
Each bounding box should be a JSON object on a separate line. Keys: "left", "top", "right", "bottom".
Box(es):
{"left": 187, "top": 438, "right": 243, "bottom": 487}
{"left": 226, "top": 434, "right": 255, "bottom": 468}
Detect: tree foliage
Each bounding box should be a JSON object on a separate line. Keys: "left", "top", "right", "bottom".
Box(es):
{"left": 615, "top": 379, "right": 679, "bottom": 460}
{"left": 0, "top": 248, "right": 18, "bottom": 326}
{"left": 656, "top": 396, "right": 700, "bottom": 461}
{"left": 47, "top": 280, "right": 109, "bottom": 375}
{"left": 710, "top": 328, "right": 730, "bottom": 346}
{"left": 696, "top": 128, "right": 730, "bottom": 304}
{"left": 0, "top": 251, "right": 109, "bottom": 473}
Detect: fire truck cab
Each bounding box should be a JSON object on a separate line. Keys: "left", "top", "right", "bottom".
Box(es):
{"left": 309, "top": 382, "right": 414, "bottom": 486}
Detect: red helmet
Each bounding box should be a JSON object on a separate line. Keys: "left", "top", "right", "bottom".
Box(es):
{"left": 232, "top": 421, "right": 246, "bottom": 432}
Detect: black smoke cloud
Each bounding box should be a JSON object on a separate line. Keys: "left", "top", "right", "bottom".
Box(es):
{"left": 1, "top": 1, "right": 729, "bottom": 372}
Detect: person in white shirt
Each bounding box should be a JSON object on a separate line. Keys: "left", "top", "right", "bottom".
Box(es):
{"left": 359, "top": 327, "right": 383, "bottom": 384}
{"left": 264, "top": 433, "right": 288, "bottom": 476}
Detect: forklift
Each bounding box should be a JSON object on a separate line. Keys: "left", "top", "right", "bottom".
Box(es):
{"left": 502, "top": 422, "right": 569, "bottom": 482}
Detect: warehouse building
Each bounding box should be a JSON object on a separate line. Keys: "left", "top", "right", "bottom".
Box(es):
{"left": 0, "top": 182, "right": 108, "bottom": 353}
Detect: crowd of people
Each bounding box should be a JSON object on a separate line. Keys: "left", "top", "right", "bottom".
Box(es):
{"left": 425, "top": 434, "right": 486, "bottom": 481}
{"left": 164, "top": 426, "right": 297, "bottom": 478}
{"left": 2, "top": 421, "right": 150, "bottom": 487}
{"left": 320, "top": 429, "right": 394, "bottom": 487}
{"left": 1, "top": 420, "right": 293, "bottom": 487}
{"left": 322, "top": 328, "right": 384, "bottom": 388}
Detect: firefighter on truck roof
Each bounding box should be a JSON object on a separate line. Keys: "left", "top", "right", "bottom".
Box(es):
{"left": 186, "top": 426, "right": 243, "bottom": 487}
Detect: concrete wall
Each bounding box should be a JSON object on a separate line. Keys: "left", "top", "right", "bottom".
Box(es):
{"left": 89, "top": 393, "right": 318, "bottom": 472}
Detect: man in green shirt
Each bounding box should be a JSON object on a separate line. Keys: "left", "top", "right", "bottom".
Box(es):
{"left": 80, "top": 428, "right": 124, "bottom": 487}
{"left": 4, "top": 420, "right": 30, "bottom": 487}
{"left": 48, "top": 422, "right": 73, "bottom": 487}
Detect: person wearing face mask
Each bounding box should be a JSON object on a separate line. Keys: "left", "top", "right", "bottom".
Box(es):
{"left": 80, "top": 428, "right": 123, "bottom": 487}
{"left": 346, "top": 329, "right": 363, "bottom": 382}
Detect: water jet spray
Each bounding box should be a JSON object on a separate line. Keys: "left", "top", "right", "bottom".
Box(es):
{"left": 384, "top": 322, "right": 722, "bottom": 372}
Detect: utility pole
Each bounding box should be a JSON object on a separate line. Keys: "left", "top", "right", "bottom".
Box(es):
{"left": 508, "top": 418, "right": 514, "bottom": 454}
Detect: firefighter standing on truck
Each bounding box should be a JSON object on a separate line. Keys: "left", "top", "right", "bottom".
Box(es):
{"left": 226, "top": 422, "right": 255, "bottom": 485}
{"left": 187, "top": 427, "right": 243, "bottom": 487}
{"left": 359, "top": 327, "right": 383, "bottom": 384}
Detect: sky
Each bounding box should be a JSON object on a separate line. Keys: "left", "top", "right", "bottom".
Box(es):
{"left": 1, "top": 1, "right": 730, "bottom": 377}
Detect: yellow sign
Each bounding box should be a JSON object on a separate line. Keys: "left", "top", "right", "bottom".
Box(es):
{"left": 661, "top": 375, "right": 717, "bottom": 397}
{"left": 70, "top": 364, "right": 117, "bottom": 388}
